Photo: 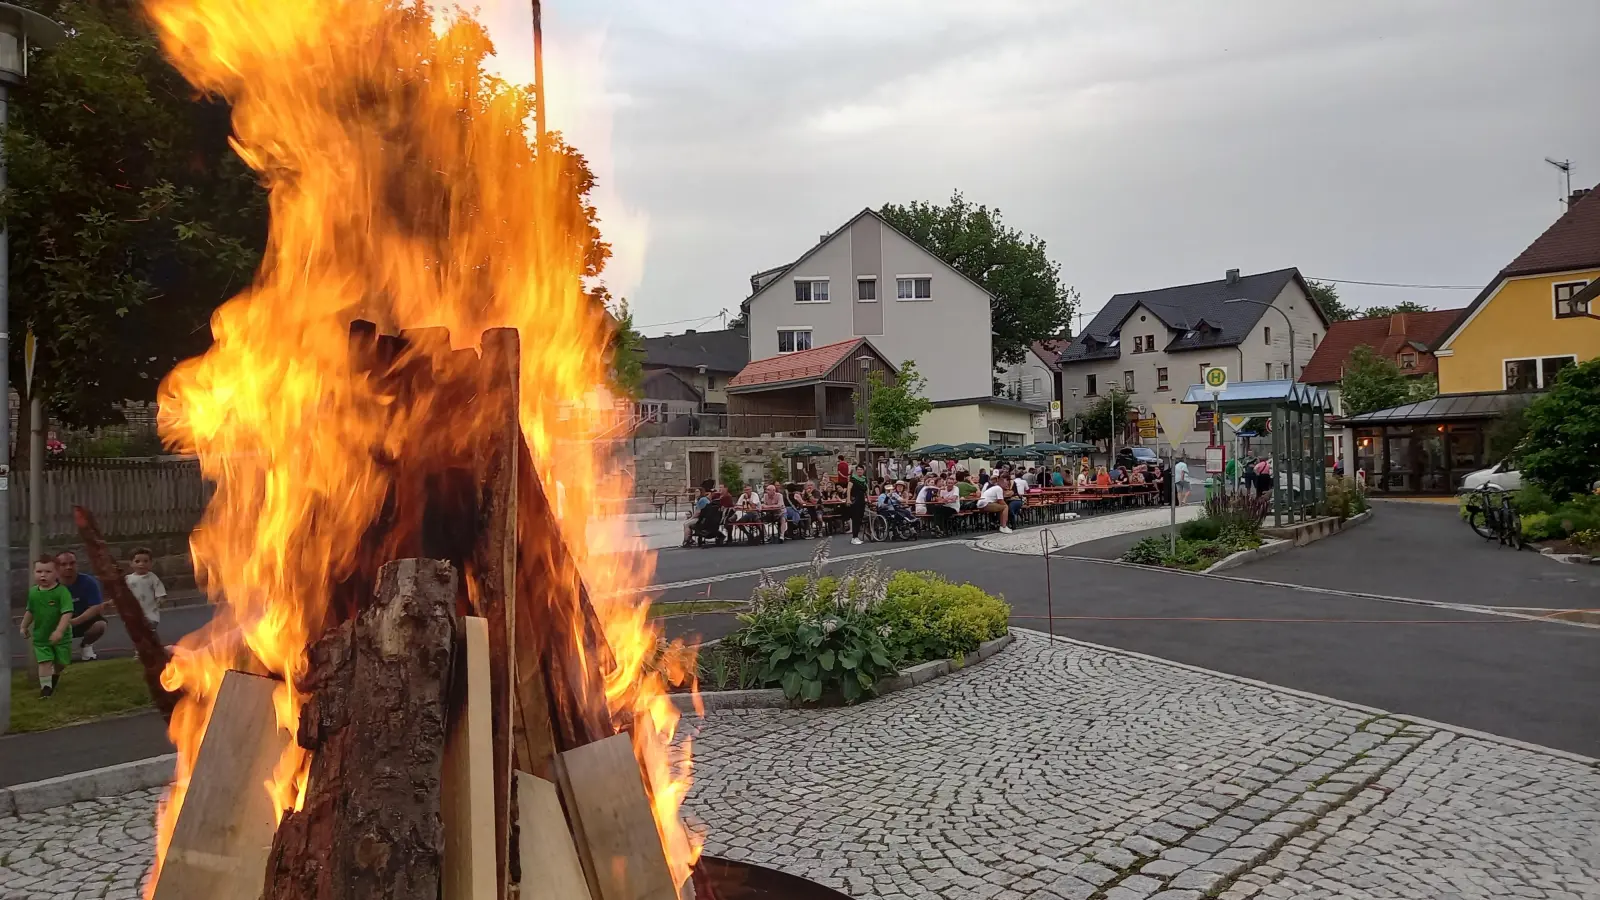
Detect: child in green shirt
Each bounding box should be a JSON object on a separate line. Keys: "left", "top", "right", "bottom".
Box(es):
{"left": 22, "top": 556, "right": 74, "bottom": 698}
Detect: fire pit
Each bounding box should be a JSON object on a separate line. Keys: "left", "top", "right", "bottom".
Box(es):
{"left": 693, "top": 857, "right": 855, "bottom": 900}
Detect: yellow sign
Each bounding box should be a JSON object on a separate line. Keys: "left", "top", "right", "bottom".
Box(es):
{"left": 1150, "top": 404, "right": 1192, "bottom": 452}
{"left": 1137, "top": 418, "right": 1158, "bottom": 439}
{"left": 1049, "top": 400, "right": 1062, "bottom": 420}
{"left": 1225, "top": 414, "right": 1249, "bottom": 431}
{"left": 1202, "top": 366, "right": 1228, "bottom": 392}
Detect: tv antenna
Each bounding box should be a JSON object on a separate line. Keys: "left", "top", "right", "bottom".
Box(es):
{"left": 1546, "top": 157, "right": 1573, "bottom": 208}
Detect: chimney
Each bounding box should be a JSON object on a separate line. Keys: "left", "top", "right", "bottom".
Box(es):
{"left": 1571, "top": 188, "right": 1593, "bottom": 209}
{"left": 1225, "top": 268, "right": 1241, "bottom": 284}
{"left": 684, "top": 328, "right": 696, "bottom": 334}
{"left": 1388, "top": 313, "right": 1407, "bottom": 337}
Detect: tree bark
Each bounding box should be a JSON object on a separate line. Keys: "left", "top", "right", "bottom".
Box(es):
{"left": 72, "top": 505, "right": 179, "bottom": 720}
{"left": 263, "top": 558, "right": 457, "bottom": 900}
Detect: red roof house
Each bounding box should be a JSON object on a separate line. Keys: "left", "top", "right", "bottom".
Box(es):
{"left": 1298, "top": 309, "right": 1465, "bottom": 386}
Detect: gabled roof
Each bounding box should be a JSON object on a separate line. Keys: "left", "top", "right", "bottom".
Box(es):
{"left": 1030, "top": 339, "right": 1069, "bottom": 372}
{"left": 640, "top": 326, "right": 748, "bottom": 373}
{"left": 1440, "top": 184, "right": 1600, "bottom": 349}
{"left": 739, "top": 208, "right": 995, "bottom": 315}
{"left": 727, "top": 338, "right": 893, "bottom": 392}
{"left": 1297, "top": 309, "right": 1464, "bottom": 385}
{"left": 1337, "top": 390, "right": 1534, "bottom": 425}
{"left": 1058, "top": 268, "right": 1321, "bottom": 365}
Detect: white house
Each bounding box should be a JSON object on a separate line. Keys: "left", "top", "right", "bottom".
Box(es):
{"left": 1057, "top": 268, "right": 1329, "bottom": 458}
{"left": 737, "top": 208, "right": 1043, "bottom": 446}
{"left": 997, "top": 344, "right": 1060, "bottom": 441}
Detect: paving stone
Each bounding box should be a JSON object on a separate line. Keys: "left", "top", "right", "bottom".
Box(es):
{"left": 3, "top": 631, "right": 1594, "bottom": 900}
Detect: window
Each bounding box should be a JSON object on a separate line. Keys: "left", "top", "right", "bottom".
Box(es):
{"left": 1505, "top": 355, "right": 1575, "bottom": 390}
{"left": 1265, "top": 362, "right": 1273, "bottom": 379}
{"left": 1312, "top": 333, "right": 1320, "bottom": 349}
{"left": 1123, "top": 370, "right": 1135, "bottom": 392}
{"left": 1399, "top": 352, "right": 1417, "bottom": 370}
{"left": 706, "top": 376, "right": 717, "bottom": 390}
{"left": 1264, "top": 326, "right": 1272, "bottom": 345}
{"left": 856, "top": 277, "right": 877, "bottom": 302}
{"left": 1145, "top": 334, "right": 1155, "bottom": 352}
{"left": 1133, "top": 336, "right": 1144, "bottom": 353}
{"left": 1555, "top": 281, "right": 1590, "bottom": 318}
{"left": 777, "top": 329, "right": 813, "bottom": 353}
{"left": 793, "top": 279, "right": 829, "bottom": 303}
{"left": 896, "top": 276, "right": 932, "bottom": 300}
{"left": 1031, "top": 378, "right": 1041, "bottom": 396}
{"left": 1086, "top": 374, "right": 1098, "bottom": 396}
{"left": 1157, "top": 367, "right": 1169, "bottom": 391}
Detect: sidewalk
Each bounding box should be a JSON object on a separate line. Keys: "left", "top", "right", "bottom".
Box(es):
{"left": 975, "top": 504, "right": 1203, "bottom": 555}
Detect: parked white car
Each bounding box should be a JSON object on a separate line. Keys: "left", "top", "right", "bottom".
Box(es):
{"left": 1460, "top": 460, "right": 1521, "bottom": 492}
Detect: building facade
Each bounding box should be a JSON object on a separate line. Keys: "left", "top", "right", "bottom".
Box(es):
{"left": 1057, "top": 268, "right": 1328, "bottom": 458}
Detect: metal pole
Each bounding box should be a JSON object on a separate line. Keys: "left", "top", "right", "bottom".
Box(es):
{"left": 1, "top": 82, "right": 12, "bottom": 734}
{"left": 531, "top": 0, "right": 546, "bottom": 143}
{"left": 27, "top": 393, "right": 40, "bottom": 560}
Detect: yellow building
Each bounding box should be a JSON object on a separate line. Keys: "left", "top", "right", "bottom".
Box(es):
{"left": 1435, "top": 186, "right": 1600, "bottom": 393}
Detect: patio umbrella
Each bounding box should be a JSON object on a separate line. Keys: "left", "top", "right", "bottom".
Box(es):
{"left": 1058, "top": 442, "right": 1097, "bottom": 455}
{"left": 780, "top": 443, "right": 832, "bottom": 458}
{"left": 996, "top": 446, "right": 1043, "bottom": 460}
{"left": 1027, "top": 442, "right": 1064, "bottom": 454}
{"left": 953, "top": 442, "right": 995, "bottom": 457}
{"left": 910, "top": 443, "right": 957, "bottom": 457}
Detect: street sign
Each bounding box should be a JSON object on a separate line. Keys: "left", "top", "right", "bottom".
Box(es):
{"left": 1137, "top": 417, "right": 1157, "bottom": 439}
{"left": 1032, "top": 412, "right": 1048, "bottom": 429}
{"left": 1236, "top": 430, "right": 1257, "bottom": 438}
{"left": 1150, "top": 405, "right": 1191, "bottom": 452}
{"left": 1049, "top": 400, "right": 1062, "bottom": 420}
{"left": 1205, "top": 446, "right": 1225, "bottom": 474}
{"left": 1225, "top": 414, "right": 1249, "bottom": 430}
{"left": 1194, "top": 408, "right": 1215, "bottom": 430}
{"left": 1202, "top": 366, "right": 1228, "bottom": 395}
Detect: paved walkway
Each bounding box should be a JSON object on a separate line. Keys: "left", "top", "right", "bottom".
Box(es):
{"left": 976, "top": 506, "right": 1203, "bottom": 556}
{"left": 5, "top": 631, "right": 1596, "bottom": 899}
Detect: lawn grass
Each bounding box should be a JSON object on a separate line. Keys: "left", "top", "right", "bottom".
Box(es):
{"left": 647, "top": 600, "right": 743, "bottom": 618}
{"left": 9, "top": 656, "right": 156, "bottom": 733}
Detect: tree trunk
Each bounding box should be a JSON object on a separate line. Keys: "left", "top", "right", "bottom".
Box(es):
{"left": 263, "top": 558, "right": 458, "bottom": 900}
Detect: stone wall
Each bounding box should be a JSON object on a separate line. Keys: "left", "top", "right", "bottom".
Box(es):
{"left": 631, "top": 436, "right": 863, "bottom": 496}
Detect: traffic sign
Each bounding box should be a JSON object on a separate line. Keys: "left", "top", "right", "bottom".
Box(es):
{"left": 1202, "top": 366, "right": 1228, "bottom": 394}
{"left": 1049, "top": 400, "right": 1062, "bottom": 420}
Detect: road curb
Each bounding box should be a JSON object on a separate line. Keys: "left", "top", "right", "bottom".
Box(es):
{"left": 1203, "top": 538, "right": 1292, "bottom": 574}
{"left": 0, "top": 753, "right": 176, "bottom": 818}
{"left": 674, "top": 632, "right": 1015, "bottom": 715}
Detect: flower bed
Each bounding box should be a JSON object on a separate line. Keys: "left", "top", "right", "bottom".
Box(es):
{"left": 670, "top": 545, "right": 1010, "bottom": 704}
{"left": 1121, "top": 492, "right": 1268, "bottom": 571}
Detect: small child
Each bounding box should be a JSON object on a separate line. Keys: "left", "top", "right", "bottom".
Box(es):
{"left": 124, "top": 547, "right": 168, "bottom": 625}
{"left": 22, "top": 556, "right": 73, "bottom": 698}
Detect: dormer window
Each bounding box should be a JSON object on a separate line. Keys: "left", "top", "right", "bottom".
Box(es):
{"left": 1400, "top": 352, "right": 1417, "bottom": 370}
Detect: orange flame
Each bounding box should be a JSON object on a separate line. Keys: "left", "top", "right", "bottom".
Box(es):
{"left": 141, "top": 0, "right": 696, "bottom": 889}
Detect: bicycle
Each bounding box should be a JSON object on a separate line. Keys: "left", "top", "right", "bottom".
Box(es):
{"left": 1463, "top": 484, "right": 1523, "bottom": 549}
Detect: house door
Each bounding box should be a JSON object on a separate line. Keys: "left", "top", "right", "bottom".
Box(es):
{"left": 687, "top": 451, "right": 715, "bottom": 489}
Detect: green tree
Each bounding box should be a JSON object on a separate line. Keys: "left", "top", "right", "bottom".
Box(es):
{"left": 1307, "top": 280, "right": 1354, "bottom": 322}
{"left": 879, "top": 192, "right": 1076, "bottom": 369}
{"left": 1485, "top": 399, "right": 1531, "bottom": 463}
{"left": 1338, "top": 345, "right": 1411, "bottom": 417}
{"left": 1406, "top": 374, "right": 1439, "bottom": 403}
{"left": 857, "top": 361, "right": 934, "bottom": 452}
{"left": 718, "top": 457, "right": 744, "bottom": 493}
{"left": 1521, "top": 358, "right": 1600, "bottom": 500}
{"left": 1081, "top": 390, "right": 1133, "bottom": 443}
{"left": 606, "top": 300, "right": 646, "bottom": 399}
{"left": 4, "top": 0, "right": 268, "bottom": 439}
{"left": 1360, "top": 301, "right": 1432, "bottom": 319}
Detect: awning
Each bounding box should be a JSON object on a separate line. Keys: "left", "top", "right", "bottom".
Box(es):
{"left": 1337, "top": 391, "right": 1537, "bottom": 426}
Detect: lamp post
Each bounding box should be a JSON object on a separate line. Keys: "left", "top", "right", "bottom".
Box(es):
{"left": 0, "top": 2, "right": 66, "bottom": 736}
{"left": 1225, "top": 298, "right": 1296, "bottom": 379}
{"left": 857, "top": 356, "right": 873, "bottom": 467}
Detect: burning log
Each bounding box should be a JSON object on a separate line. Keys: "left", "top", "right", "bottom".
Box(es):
{"left": 72, "top": 505, "right": 180, "bottom": 720}
{"left": 263, "top": 558, "right": 458, "bottom": 900}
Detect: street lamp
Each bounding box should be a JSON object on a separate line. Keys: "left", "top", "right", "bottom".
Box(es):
{"left": 857, "top": 356, "right": 873, "bottom": 464}
{"left": 0, "top": 2, "right": 65, "bottom": 735}
{"left": 1224, "top": 298, "right": 1296, "bottom": 379}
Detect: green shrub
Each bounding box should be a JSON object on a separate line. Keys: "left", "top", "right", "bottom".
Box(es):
{"left": 1203, "top": 491, "right": 1269, "bottom": 534}
{"left": 1520, "top": 513, "right": 1562, "bottom": 542}
{"left": 1123, "top": 536, "right": 1168, "bottom": 565}
{"left": 1519, "top": 494, "right": 1600, "bottom": 542}
{"left": 875, "top": 571, "right": 1009, "bottom": 664}
{"left": 1572, "top": 529, "right": 1600, "bottom": 551}
{"left": 1325, "top": 476, "right": 1368, "bottom": 520}
{"left": 1514, "top": 484, "right": 1558, "bottom": 516}
{"left": 1180, "top": 518, "right": 1222, "bottom": 541}
{"left": 718, "top": 457, "right": 744, "bottom": 492}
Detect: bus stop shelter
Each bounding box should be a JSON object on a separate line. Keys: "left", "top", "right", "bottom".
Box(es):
{"left": 1182, "top": 380, "right": 1334, "bottom": 526}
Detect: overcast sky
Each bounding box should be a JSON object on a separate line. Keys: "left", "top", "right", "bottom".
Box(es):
{"left": 476, "top": 0, "right": 1600, "bottom": 336}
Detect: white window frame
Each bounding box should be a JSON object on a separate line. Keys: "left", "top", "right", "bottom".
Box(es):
{"left": 856, "top": 276, "right": 878, "bottom": 303}
{"left": 1502, "top": 354, "right": 1577, "bottom": 390}
{"left": 793, "top": 278, "right": 830, "bottom": 304}
{"left": 776, "top": 328, "right": 814, "bottom": 354}
{"left": 1157, "top": 367, "right": 1169, "bottom": 391}
{"left": 895, "top": 275, "right": 933, "bottom": 301}
{"left": 1133, "top": 336, "right": 1144, "bottom": 353}
{"left": 1554, "top": 281, "right": 1590, "bottom": 319}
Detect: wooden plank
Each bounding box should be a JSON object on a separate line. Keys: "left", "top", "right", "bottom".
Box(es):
{"left": 151, "top": 671, "right": 288, "bottom": 900}
{"left": 514, "top": 771, "right": 594, "bottom": 900}
{"left": 442, "top": 616, "right": 497, "bottom": 900}
{"left": 552, "top": 734, "right": 677, "bottom": 900}
{"left": 264, "top": 558, "right": 458, "bottom": 900}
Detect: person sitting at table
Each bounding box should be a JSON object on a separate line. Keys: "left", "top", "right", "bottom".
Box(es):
{"left": 680, "top": 487, "right": 711, "bottom": 547}
{"left": 956, "top": 471, "right": 979, "bottom": 509}
{"left": 1129, "top": 465, "right": 1146, "bottom": 485}
{"left": 735, "top": 484, "right": 762, "bottom": 522}
{"left": 1095, "top": 467, "right": 1112, "bottom": 487}
{"left": 1050, "top": 467, "right": 1066, "bottom": 487}
{"left": 799, "top": 481, "right": 823, "bottom": 532}
{"left": 931, "top": 477, "right": 962, "bottom": 533}
{"left": 914, "top": 478, "right": 938, "bottom": 515}
{"left": 1006, "top": 473, "right": 1027, "bottom": 523}
{"left": 977, "top": 468, "right": 990, "bottom": 488}
{"left": 1076, "top": 468, "right": 1089, "bottom": 489}
{"left": 977, "top": 475, "right": 1012, "bottom": 534}
{"left": 877, "top": 482, "right": 918, "bottom": 531}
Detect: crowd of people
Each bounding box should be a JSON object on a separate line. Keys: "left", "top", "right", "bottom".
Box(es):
{"left": 681, "top": 452, "right": 1191, "bottom": 548}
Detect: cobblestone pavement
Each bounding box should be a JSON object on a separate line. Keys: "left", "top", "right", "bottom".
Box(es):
{"left": 3, "top": 631, "right": 1598, "bottom": 899}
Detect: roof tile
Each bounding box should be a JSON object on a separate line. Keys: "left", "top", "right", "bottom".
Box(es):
{"left": 728, "top": 338, "right": 865, "bottom": 388}
{"left": 1503, "top": 186, "right": 1600, "bottom": 276}
{"left": 1297, "top": 309, "right": 1464, "bottom": 385}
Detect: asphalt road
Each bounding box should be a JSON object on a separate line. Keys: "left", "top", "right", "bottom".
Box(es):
{"left": 7, "top": 504, "right": 1597, "bottom": 786}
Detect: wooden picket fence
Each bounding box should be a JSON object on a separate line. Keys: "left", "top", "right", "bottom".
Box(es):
{"left": 8, "top": 457, "right": 213, "bottom": 544}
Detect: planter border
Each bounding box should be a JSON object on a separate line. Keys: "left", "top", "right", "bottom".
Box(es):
{"left": 674, "top": 632, "right": 1016, "bottom": 715}
{"left": 0, "top": 753, "right": 177, "bottom": 818}
{"left": 1202, "top": 508, "right": 1373, "bottom": 574}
